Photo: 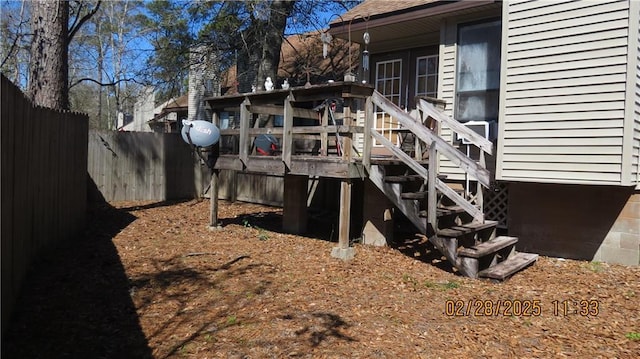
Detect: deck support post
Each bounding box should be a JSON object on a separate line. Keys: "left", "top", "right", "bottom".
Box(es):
{"left": 331, "top": 178, "right": 355, "bottom": 260}
{"left": 208, "top": 169, "right": 221, "bottom": 230}
{"left": 283, "top": 174, "right": 308, "bottom": 234}
{"left": 209, "top": 110, "right": 222, "bottom": 230}
{"left": 361, "top": 179, "right": 393, "bottom": 246}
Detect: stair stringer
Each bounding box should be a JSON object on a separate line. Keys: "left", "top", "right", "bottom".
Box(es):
{"left": 368, "top": 164, "right": 426, "bottom": 234}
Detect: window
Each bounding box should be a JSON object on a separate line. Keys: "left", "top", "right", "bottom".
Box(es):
{"left": 455, "top": 20, "right": 501, "bottom": 124}
{"left": 375, "top": 59, "right": 402, "bottom": 146}
{"left": 416, "top": 55, "right": 438, "bottom": 98}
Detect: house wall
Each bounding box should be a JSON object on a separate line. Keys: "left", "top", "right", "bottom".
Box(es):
{"left": 437, "top": 7, "right": 502, "bottom": 181}
{"left": 633, "top": 1, "right": 640, "bottom": 188}
{"left": 497, "top": 0, "right": 635, "bottom": 185}
{"left": 509, "top": 182, "right": 639, "bottom": 266}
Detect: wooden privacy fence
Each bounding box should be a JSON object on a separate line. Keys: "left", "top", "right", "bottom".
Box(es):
{"left": 1, "top": 74, "right": 88, "bottom": 335}
{"left": 88, "top": 130, "right": 207, "bottom": 202}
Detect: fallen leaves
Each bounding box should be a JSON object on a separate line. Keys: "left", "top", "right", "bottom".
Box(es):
{"left": 3, "top": 199, "right": 640, "bottom": 358}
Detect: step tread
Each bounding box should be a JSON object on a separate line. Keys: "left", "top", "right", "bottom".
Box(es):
{"left": 458, "top": 236, "right": 518, "bottom": 258}
{"left": 419, "top": 205, "right": 466, "bottom": 218}
{"left": 385, "top": 174, "right": 448, "bottom": 183}
{"left": 384, "top": 174, "right": 425, "bottom": 183}
{"left": 478, "top": 252, "right": 539, "bottom": 280}
{"left": 437, "top": 220, "right": 498, "bottom": 238}
{"left": 401, "top": 186, "right": 465, "bottom": 200}
{"left": 369, "top": 158, "right": 429, "bottom": 166}
{"left": 400, "top": 191, "right": 428, "bottom": 199}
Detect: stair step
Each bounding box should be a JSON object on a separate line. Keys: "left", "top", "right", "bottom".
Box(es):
{"left": 478, "top": 252, "right": 539, "bottom": 280}
{"left": 384, "top": 174, "right": 424, "bottom": 183}
{"left": 370, "top": 157, "right": 429, "bottom": 166}
{"left": 419, "top": 205, "right": 466, "bottom": 218}
{"left": 437, "top": 220, "right": 498, "bottom": 238}
{"left": 401, "top": 191, "right": 428, "bottom": 199}
{"left": 458, "top": 236, "right": 518, "bottom": 258}
{"left": 385, "top": 174, "right": 448, "bottom": 183}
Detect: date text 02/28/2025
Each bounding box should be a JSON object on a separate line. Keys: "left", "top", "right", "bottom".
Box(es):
{"left": 444, "top": 299, "right": 600, "bottom": 317}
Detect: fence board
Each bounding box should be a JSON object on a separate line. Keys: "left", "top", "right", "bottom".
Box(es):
{"left": 1, "top": 75, "right": 15, "bottom": 329}
{"left": 88, "top": 130, "right": 204, "bottom": 202}
{"left": 1, "top": 75, "right": 88, "bottom": 335}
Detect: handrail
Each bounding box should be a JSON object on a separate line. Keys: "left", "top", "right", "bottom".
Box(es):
{"left": 417, "top": 98, "right": 493, "bottom": 155}
{"left": 371, "top": 91, "right": 490, "bottom": 188}
{"left": 371, "top": 129, "right": 483, "bottom": 220}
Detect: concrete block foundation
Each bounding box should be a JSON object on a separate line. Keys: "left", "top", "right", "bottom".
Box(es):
{"left": 508, "top": 182, "right": 639, "bottom": 266}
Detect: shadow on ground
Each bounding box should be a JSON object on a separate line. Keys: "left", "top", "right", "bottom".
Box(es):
{"left": 1, "top": 202, "right": 153, "bottom": 359}
{"left": 220, "top": 208, "right": 340, "bottom": 242}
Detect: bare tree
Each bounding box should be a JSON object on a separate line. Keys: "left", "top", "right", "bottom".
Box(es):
{"left": 27, "top": 0, "right": 100, "bottom": 110}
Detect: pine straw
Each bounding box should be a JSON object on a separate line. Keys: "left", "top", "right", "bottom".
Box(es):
{"left": 3, "top": 200, "right": 639, "bottom": 359}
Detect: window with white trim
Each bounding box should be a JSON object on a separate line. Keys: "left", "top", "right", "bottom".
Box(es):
{"left": 375, "top": 59, "right": 402, "bottom": 146}
{"left": 455, "top": 20, "right": 501, "bottom": 124}
{"left": 416, "top": 55, "right": 438, "bottom": 98}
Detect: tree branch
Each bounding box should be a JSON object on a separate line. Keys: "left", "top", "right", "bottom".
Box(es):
{"left": 69, "top": 76, "right": 138, "bottom": 89}
{"left": 68, "top": 0, "right": 102, "bottom": 43}
{"left": 1, "top": 33, "right": 22, "bottom": 68}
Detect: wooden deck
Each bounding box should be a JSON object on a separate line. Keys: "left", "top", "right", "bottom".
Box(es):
{"left": 203, "top": 82, "right": 537, "bottom": 280}
{"left": 214, "top": 154, "right": 365, "bottom": 178}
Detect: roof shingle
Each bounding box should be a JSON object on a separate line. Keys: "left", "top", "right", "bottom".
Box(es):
{"left": 333, "top": 0, "right": 439, "bottom": 23}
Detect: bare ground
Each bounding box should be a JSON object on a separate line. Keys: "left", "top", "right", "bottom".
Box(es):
{"left": 3, "top": 199, "right": 640, "bottom": 358}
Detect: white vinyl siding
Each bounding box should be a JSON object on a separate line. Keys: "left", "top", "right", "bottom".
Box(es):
{"left": 633, "top": 2, "right": 640, "bottom": 187}
{"left": 496, "top": 0, "right": 634, "bottom": 185}
{"left": 438, "top": 20, "right": 465, "bottom": 179}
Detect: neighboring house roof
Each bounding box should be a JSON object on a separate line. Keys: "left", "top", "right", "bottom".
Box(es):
{"left": 151, "top": 95, "right": 188, "bottom": 122}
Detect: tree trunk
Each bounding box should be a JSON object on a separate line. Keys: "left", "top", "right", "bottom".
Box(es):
{"left": 28, "top": 0, "right": 69, "bottom": 110}
{"left": 255, "top": 0, "right": 295, "bottom": 91}
{"left": 237, "top": 0, "right": 296, "bottom": 93}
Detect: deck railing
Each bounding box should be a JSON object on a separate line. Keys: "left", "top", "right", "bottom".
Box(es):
{"left": 209, "top": 83, "right": 492, "bottom": 228}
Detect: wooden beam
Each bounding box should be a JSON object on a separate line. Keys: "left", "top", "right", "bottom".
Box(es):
{"left": 435, "top": 177, "right": 483, "bottom": 221}
{"left": 320, "top": 107, "right": 328, "bottom": 156}
{"left": 282, "top": 94, "right": 294, "bottom": 169}
{"left": 427, "top": 142, "right": 437, "bottom": 234}
{"left": 372, "top": 91, "right": 490, "bottom": 187}
{"left": 239, "top": 97, "right": 251, "bottom": 165}
{"left": 248, "top": 104, "right": 318, "bottom": 120}
{"left": 288, "top": 159, "right": 352, "bottom": 178}
{"left": 410, "top": 110, "right": 423, "bottom": 161}
{"left": 371, "top": 130, "right": 429, "bottom": 179}
{"left": 245, "top": 156, "right": 286, "bottom": 174}
{"left": 210, "top": 111, "right": 221, "bottom": 229}
{"left": 283, "top": 174, "right": 309, "bottom": 234}
{"left": 371, "top": 129, "right": 483, "bottom": 221}
{"left": 418, "top": 98, "right": 493, "bottom": 155}
{"left": 290, "top": 125, "right": 363, "bottom": 134}
{"left": 213, "top": 155, "right": 243, "bottom": 171}
{"left": 247, "top": 128, "right": 284, "bottom": 135}
{"left": 338, "top": 179, "right": 352, "bottom": 249}
{"left": 363, "top": 96, "right": 373, "bottom": 173}
{"left": 342, "top": 98, "right": 353, "bottom": 160}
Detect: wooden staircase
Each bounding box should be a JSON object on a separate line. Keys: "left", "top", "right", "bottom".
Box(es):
{"left": 366, "top": 92, "right": 537, "bottom": 280}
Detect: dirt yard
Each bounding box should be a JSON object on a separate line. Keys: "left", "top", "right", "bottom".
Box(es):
{"left": 3, "top": 199, "right": 640, "bottom": 358}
